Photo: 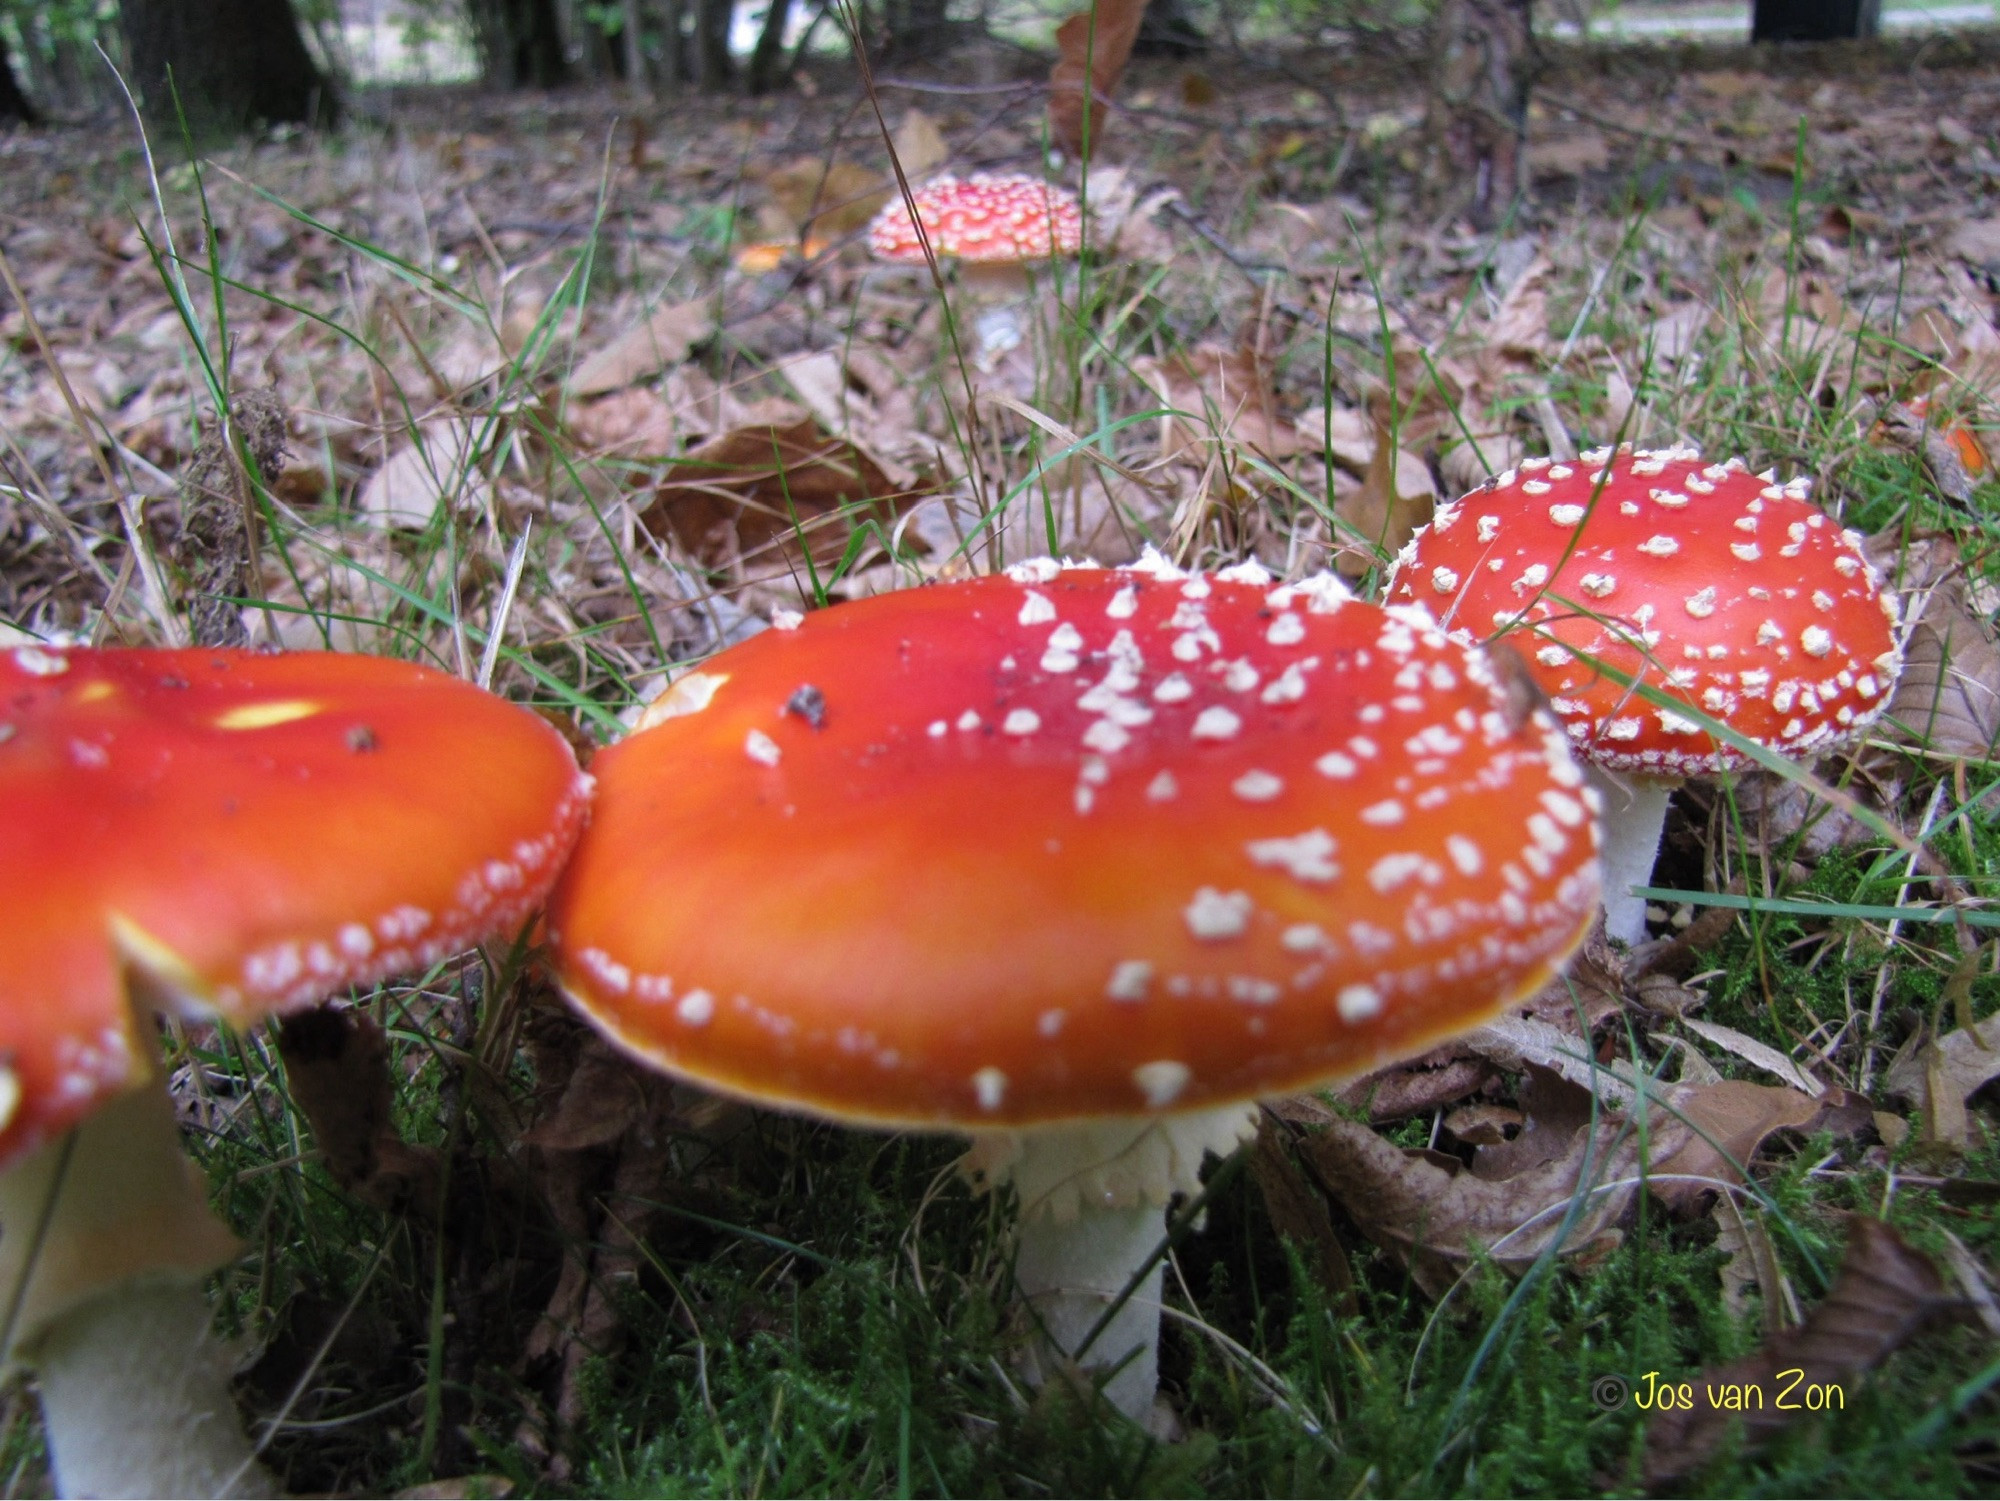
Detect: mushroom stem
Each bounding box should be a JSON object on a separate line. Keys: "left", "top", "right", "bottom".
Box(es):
{"left": 0, "top": 1078, "right": 270, "bottom": 1498}
{"left": 1586, "top": 764, "right": 1681, "bottom": 944}
{"left": 1014, "top": 1201, "right": 1166, "bottom": 1426}
{"left": 966, "top": 1103, "right": 1257, "bottom": 1431}
{"left": 37, "top": 1281, "right": 275, "bottom": 1498}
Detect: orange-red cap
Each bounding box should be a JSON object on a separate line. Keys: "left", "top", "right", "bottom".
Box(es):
{"left": 547, "top": 556, "right": 1600, "bottom": 1130}
{"left": 0, "top": 646, "right": 591, "bottom": 1166}
{"left": 868, "top": 174, "right": 1085, "bottom": 264}
{"left": 1387, "top": 447, "right": 1903, "bottom": 777}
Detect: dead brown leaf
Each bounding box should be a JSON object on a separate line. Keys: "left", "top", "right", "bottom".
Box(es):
{"left": 762, "top": 159, "right": 893, "bottom": 242}
{"left": 890, "top": 108, "right": 950, "bottom": 180}
{"left": 568, "top": 388, "right": 681, "bottom": 456}
{"left": 1332, "top": 414, "right": 1435, "bottom": 578}
{"left": 1885, "top": 1013, "right": 2000, "bottom": 1124}
{"left": 357, "top": 417, "right": 492, "bottom": 530}
{"left": 640, "top": 419, "right": 919, "bottom": 575}
{"left": 569, "top": 298, "right": 715, "bottom": 398}
{"left": 1048, "top": 0, "right": 1147, "bottom": 161}
{"left": 1649, "top": 1078, "right": 1824, "bottom": 1213}
{"left": 1136, "top": 343, "right": 1301, "bottom": 466}
{"left": 1883, "top": 563, "right": 2000, "bottom": 762}
{"left": 276, "top": 1005, "right": 440, "bottom": 1214}
{"left": 1249, "top": 1121, "right": 1358, "bottom": 1315}
{"left": 1643, "top": 1219, "right": 1950, "bottom": 1489}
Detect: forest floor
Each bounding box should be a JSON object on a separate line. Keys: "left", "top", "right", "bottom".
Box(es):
{"left": 5, "top": 22, "right": 2000, "bottom": 1498}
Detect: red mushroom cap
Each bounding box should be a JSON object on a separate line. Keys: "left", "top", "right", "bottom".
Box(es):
{"left": 1385, "top": 447, "right": 1903, "bottom": 777}
{"left": 0, "top": 646, "right": 591, "bottom": 1166}
{"left": 545, "top": 556, "right": 1601, "bottom": 1129}
{"left": 867, "top": 174, "right": 1085, "bottom": 264}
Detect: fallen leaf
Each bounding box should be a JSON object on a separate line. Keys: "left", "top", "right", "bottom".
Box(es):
{"left": 762, "top": 159, "right": 892, "bottom": 241}
{"left": 1048, "top": 0, "right": 1147, "bottom": 160}
{"left": 1136, "top": 343, "right": 1301, "bottom": 466}
{"left": 1885, "top": 1012, "right": 2000, "bottom": 1121}
{"left": 276, "top": 1006, "right": 440, "bottom": 1214}
{"left": 1332, "top": 415, "right": 1435, "bottom": 578}
{"left": 569, "top": 298, "right": 715, "bottom": 397}
{"left": 1884, "top": 566, "right": 2000, "bottom": 762}
{"left": 1248, "top": 1120, "right": 1357, "bottom": 1315}
{"left": 1675, "top": 1018, "right": 1825, "bottom": 1097}
{"left": 356, "top": 417, "right": 491, "bottom": 530}
{"left": 1712, "top": 1195, "right": 1795, "bottom": 1332}
{"left": 890, "top": 108, "right": 950, "bottom": 179}
{"left": 1326, "top": 1046, "right": 1499, "bottom": 1123}
{"left": 1947, "top": 216, "right": 2000, "bottom": 268}
{"left": 568, "top": 387, "right": 682, "bottom": 455}
{"left": 1649, "top": 1078, "right": 1824, "bottom": 1213}
{"left": 1643, "top": 1219, "right": 1950, "bottom": 1488}
{"left": 640, "top": 419, "right": 920, "bottom": 575}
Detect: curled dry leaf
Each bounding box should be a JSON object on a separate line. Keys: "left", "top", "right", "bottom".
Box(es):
{"left": 639, "top": 418, "right": 921, "bottom": 575}
{"left": 1643, "top": 1219, "right": 1951, "bottom": 1489}
{"left": 357, "top": 416, "right": 492, "bottom": 530}
{"left": 1332, "top": 414, "right": 1435, "bottom": 578}
{"left": 1884, "top": 1012, "right": 2000, "bottom": 1127}
{"left": 1048, "top": 0, "right": 1147, "bottom": 161}
{"left": 1323, "top": 1045, "right": 1500, "bottom": 1124}
{"left": 890, "top": 108, "right": 950, "bottom": 180}
{"left": 1249, "top": 1120, "right": 1358, "bottom": 1315}
{"left": 276, "top": 1005, "right": 440, "bottom": 1215}
{"left": 1884, "top": 570, "right": 2000, "bottom": 763}
{"left": 1676, "top": 1017, "right": 1825, "bottom": 1098}
{"left": 568, "top": 298, "right": 715, "bottom": 398}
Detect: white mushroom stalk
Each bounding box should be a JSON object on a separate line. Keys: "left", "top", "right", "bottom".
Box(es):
{"left": 1582, "top": 765, "right": 1680, "bottom": 944}
{"left": 0, "top": 1082, "right": 275, "bottom": 1498}
{"left": 963, "top": 1106, "right": 1259, "bottom": 1425}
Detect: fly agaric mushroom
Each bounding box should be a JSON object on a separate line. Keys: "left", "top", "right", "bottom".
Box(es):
{"left": 545, "top": 553, "right": 1600, "bottom": 1426}
{"left": 1386, "top": 445, "right": 1902, "bottom": 943}
{"left": 868, "top": 173, "right": 1084, "bottom": 369}
{"left": 0, "top": 645, "right": 589, "bottom": 1497}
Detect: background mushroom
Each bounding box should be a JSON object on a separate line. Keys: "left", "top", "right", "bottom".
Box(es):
{"left": 0, "top": 644, "right": 590, "bottom": 1497}
{"left": 545, "top": 554, "right": 1600, "bottom": 1427}
{"left": 1386, "top": 445, "right": 1903, "bottom": 942}
{"left": 867, "top": 172, "right": 1084, "bottom": 369}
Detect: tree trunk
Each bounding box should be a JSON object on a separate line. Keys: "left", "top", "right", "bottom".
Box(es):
{"left": 1134, "top": 0, "right": 1207, "bottom": 59}
{"left": 0, "top": 34, "right": 37, "bottom": 125}
{"left": 1752, "top": 0, "right": 1880, "bottom": 42}
{"left": 121, "top": 0, "right": 332, "bottom": 135}
{"left": 748, "top": 0, "right": 795, "bottom": 93}
{"left": 623, "top": 0, "right": 650, "bottom": 91}
{"left": 694, "top": 0, "right": 734, "bottom": 88}
{"left": 1426, "top": 0, "right": 1536, "bottom": 229}
{"left": 470, "top": 0, "right": 572, "bottom": 88}
{"left": 879, "top": 0, "right": 952, "bottom": 61}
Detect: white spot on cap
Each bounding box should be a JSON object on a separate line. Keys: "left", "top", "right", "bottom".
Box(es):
{"left": 1756, "top": 620, "right": 1784, "bottom": 647}
{"left": 957, "top": 709, "right": 982, "bottom": 731}
{"left": 1579, "top": 573, "right": 1615, "bottom": 598}
{"left": 771, "top": 608, "right": 804, "bottom": 631}
{"left": 1132, "top": 1060, "right": 1192, "bottom": 1108}
{"left": 1549, "top": 503, "right": 1586, "bottom": 526}
{"left": 1083, "top": 719, "right": 1132, "bottom": 754}
{"left": 1039, "top": 1009, "right": 1066, "bottom": 1037}
{"left": 1685, "top": 587, "right": 1717, "bottom": 619}
{"left": 1267, "top": 613, "right": 1306, "bottom": 646}
{"left": 678, "top": 989, "right": 715, "bottom": 1026}
{"left": 1223, "top": 659, "right": 1261, "bottom": 692}
{"left": 1262, "top": 663, "right": 1309, "bottom": 704}
{"left": 1431, "top": 566, "right": 1461, "bottom": 594}
{"left": 1146, "top": 770, "right": 1179, "bottom": 801}
{"left": 1801, "top": 625, "right": 1834, "bottom": 658}
{"left": 973, "top": 1067, "right": 1008, "bottom": 1110}
{"left": 1107, "top": 960, "right": 1153, "bottom": 1001}
{"left": 1360, "top": 799, "right": 1404, "bottom": 825}
{"left": 1153, "top": 673, "right": 1194, "bottom": 704}
{"left": 928, "top": 720, "right": 948, "bottom": 737}
{"left": 1002, "top": 708, "right": 1041, "bottom": 736}
{"left": 12, "top": 646, "right": 67, "bottom": 677}
{"left": 1637, "top": 535, "right": 1681, "bottom": 557}
{"left": 1732, "top": 542, "right": 1761, "bottom": 561}
{"left": 1447, "top": 835, "right": 1483, "bottom": 875}
{"left": 1106, "top": 585, "right": 1139, "bottom": 619}
{"left": 338, "top": 924, "right": 375, "bottom": 959}
{"left": 1184, "top": 887, "right": 1253, "bottom": 940}
{"left": 745, "top": 729, "right": 782, "bottom": 766}
{"left": 1337, "top": 984, "right": 1384, "bottom": 1022}
{"left": 1368, "top": 852, "right": 1429, "bottom": 892}
{"left": 1018, "top": 591, "right": 1058, "bottom": 626}
{"left": 1282, "top": 923, "right": 1328, "bottom": 953}
{"left": 1246, "top": 828, "right": 1338, "bottom": 881}
{"left": 1316, "top": 750, "right": 1356, "bottom": 779}
{"left": 1232, "top": 770, "right": 1283, "bottom": 801}
{"left": 1192, "top": 706, "right": 1243, "bottom": 741}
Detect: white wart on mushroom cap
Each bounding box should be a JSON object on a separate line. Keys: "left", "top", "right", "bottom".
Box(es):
{"left": 546, "top": 553, "right": 1603, "bottom": 1130}
{"left": 1386, "top": 446, "right": 1903, "bottom": 773}
{"left": 866, "top": 173, "right": 1085, "bottom": 265}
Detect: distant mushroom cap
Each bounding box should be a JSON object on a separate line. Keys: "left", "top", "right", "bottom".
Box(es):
{"left": 0, "top": 646, "right": 591, "bottom": 1167}
{"left": 546, "top": 555, "right": 1601, "bottom": 1129}
{"left": 867, "top": 173, "right": 1085, "bottom": 264}
{"left": 1386, "top": 446, "right": 1903, "bottom": 777}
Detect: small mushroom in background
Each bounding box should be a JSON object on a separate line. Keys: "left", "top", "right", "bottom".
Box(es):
{"left": 867, "top": 173, "right": 1085, "bottom": 370}
{"left": 0, "top": 645, "right": 590, "bottom": 1498}
{"left": 545, "top": 553, "right": 1601, "bottom": 1428}
{"left": 1387, "top": 444, "right": 1904, "bottom": 944}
